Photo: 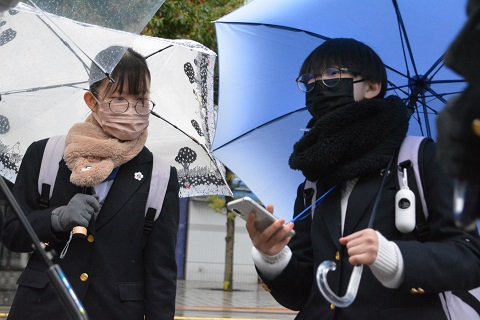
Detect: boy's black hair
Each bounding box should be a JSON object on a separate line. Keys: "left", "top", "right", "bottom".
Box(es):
{"left": 89, "top": 46, "right": 151, "bottom": 98}
{"left": 299, "top": 38, "right": 387, "bottom": 98}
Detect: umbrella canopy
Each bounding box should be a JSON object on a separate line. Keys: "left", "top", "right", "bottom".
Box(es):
{"left": 3, "top": 0, "right": 166, "bottom": 90}
{"left": 0, "top": 3, "right": 231, "bottom": 197}
{"left": 213, "top": 0, "right": 467, "bottom": 218}
{"left": 21, "top": 0, "right": 164, "bottom": 34}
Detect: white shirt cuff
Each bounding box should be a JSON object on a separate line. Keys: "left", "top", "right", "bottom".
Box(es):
{"left": 370, "top": 231, "right": 405, "bottom": 288}
{"left": 251, "top": 246, "right": 292, "bottom": 280}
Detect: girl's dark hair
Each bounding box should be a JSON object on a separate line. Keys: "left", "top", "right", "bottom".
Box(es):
{"left": 89, "top": 46, "right": 151, "bottom": 97}
{"left": 299, "top": 38, "right": 387, "bottom": 98}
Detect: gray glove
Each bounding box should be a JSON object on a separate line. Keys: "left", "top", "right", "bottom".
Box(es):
{"left": 51, "top": 194, "right": 101, "bottom": 232}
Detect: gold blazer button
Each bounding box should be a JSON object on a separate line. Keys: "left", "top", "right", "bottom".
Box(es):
{"left": 473, "top": 119, "right": 480, "bottom": 137}
{"left": 261, "top": 283, "right": 271, "bottom": 292}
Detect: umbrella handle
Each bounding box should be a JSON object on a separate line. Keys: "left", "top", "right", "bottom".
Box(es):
{"left": 316, "top": 261, "right": 363, "bottom": 308}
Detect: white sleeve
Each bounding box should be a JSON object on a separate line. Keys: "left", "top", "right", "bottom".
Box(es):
{"left": 251, "top": 246, "right": 292, "bottom": 280}
{"left": 369, "top": 231, "right": 405, "bottom": 288}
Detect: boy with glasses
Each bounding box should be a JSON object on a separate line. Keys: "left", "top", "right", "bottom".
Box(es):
{"left": 246, "top": 38, "right": 480, "bottom": 320}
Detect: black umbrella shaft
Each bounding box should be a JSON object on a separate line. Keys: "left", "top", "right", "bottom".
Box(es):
{"left": 0, "top": 177, "right": 89, "bottom": 320}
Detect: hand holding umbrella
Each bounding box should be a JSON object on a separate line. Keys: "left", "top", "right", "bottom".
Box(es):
{"left": 316, "top": 157, "right": 394, "bottom": 307}
{"left": 51, "top": 193, "right": 100, "bottom": 240}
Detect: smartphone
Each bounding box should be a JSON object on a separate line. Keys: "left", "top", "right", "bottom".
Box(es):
{"left": 227, "top": 197, "right": 295, "bottom": 238}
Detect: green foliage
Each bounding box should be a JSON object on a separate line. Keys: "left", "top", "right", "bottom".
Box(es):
{"left": 143, "top": 0, "right": 245, "bottom": 103}
{"left": 144, "top": 0, "right": 244, "bottom": 53}
{"left": 227, "top": 211, "right": 236, "bottom": 220}
{"left": 223, "top": 280, "right": 231, "bottom": 291}
{"left": 207, "top": 195, "right": 226, "bottom": 212}
{"left": 225, "top": 168, "right": 235, "bottom": 185}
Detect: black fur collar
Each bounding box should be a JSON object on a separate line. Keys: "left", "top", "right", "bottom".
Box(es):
{"left": 289, "top": 95, "right": 409, "bottom": 184}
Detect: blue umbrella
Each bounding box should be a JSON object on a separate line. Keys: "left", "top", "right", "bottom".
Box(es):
{"left": 212, "top": 0, "right": 467, "bottom": 219}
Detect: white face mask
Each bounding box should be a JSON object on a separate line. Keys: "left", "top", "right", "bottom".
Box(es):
{"left": 92, "top": 107, "right": 149, "bottom": 141}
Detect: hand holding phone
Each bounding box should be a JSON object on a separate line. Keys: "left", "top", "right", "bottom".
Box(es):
{"left": 227, "top": 197, "right": 295, "bottom": 238}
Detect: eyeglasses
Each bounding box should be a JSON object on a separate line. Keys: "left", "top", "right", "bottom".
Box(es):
{"left": 98, "top": 97, "right": 155, "bottom": 115}
{"left": 296, "top": 67, "right": 359, "bottom": 92}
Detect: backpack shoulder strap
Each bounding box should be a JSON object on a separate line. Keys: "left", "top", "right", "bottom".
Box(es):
{"left": 143, "top": 154, "right": 171, "bottom": 237}
{"left": 397, "top": 135, "right": 432, "bottom": 241}
{"left": 146, "top": 154, "right": 171, "bottom": 221}
{"left": 38, "top": 135, "right": 66, "bottom": 208}
{"left": 397, "top": 135, "right": 429, "bottom": 218}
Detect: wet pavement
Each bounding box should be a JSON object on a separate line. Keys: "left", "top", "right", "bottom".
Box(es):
{"left": 0, "top": 279, "right": 297, "bottom": 319}
{"left": 175, "top": 280, "right": 297, "bottom": 319}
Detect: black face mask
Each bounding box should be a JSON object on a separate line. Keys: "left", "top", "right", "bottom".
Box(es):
{"left": 306, "top": 78, "right": 355, "bottom": 119}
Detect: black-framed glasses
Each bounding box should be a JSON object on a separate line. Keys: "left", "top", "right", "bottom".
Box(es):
{"left": 100, "top": 97, "right": 155, "bottom": 115}
{"left": 296, "top": 67, "right": 359, "bottom": 92}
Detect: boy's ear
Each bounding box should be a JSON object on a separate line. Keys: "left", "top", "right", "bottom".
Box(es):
{"left": 84, "top": 91, "right": 97, "bottom": 112}
{"left": 364, "top": 81, "right": 382, "bottom": 99}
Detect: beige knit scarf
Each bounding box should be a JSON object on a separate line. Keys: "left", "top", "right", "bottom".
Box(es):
{"left": 64, "top": 114, "right": 147, "bottom": 187}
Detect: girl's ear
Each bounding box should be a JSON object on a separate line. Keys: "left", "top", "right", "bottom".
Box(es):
{"left": 364, "top": 81, "right": 382, "bottom": 99}
{"left": 84, "top": 91, "right": 97, "bottom": 112}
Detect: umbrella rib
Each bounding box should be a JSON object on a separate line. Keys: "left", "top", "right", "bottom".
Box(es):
{"left": 387, "top": 81, "right": 409, "bottom": 94}
{"left": 419, "top": 95, "right": 432, "bottom": 138}
{"left": 425, "top": 59, "right": 445, "bottom": 80}
{"left": 413, "top": 95, "right": 440, "bottom": 115}
{"left": 215, "top": 21, "right": 331, "bottom": 41}
{"left": 144, "top": 45, "right": 174, "bottom": 59}
{"left": 392, "top": 0, "right": 419, "bottom": 76}
{"left": 411, "top": 105, "right": 425, "bottom": 136}
{"left": 150, "top": 110, "right": 217, "bottom": 165}
{"left": 0, "top": 81, "right": 88, "bottom": 96}
{"left": 424, "top": 87, "right": 448, "bottom": 104}
{"left": 30, "top": 0, "right": 114, "bottom": 83}
{"left": 422, "top": 56, "right": 444, "bottom": 79}
{"left": 212, "top": 107, "right": 307, "bottom": 151}
{"left": 430, "top": 79, "right": 466, "bottom": 84}
{"left": 420, "top": 90, "right": 464, "bottom": 99}
{"left": 37, "top": 18, "right": 90, "bottom": 71}
{"left": 385, "top": 65, "right": 409, "bottom": 79}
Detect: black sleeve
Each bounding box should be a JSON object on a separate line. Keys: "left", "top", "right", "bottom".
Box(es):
{"left": 397, "top": 140, "right": 480, "bottom": 292}
{"left": 2, "top": 139, "right": 60, "bottom": 252}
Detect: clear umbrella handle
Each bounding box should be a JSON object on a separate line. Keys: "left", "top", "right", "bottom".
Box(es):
{"left": 316, "top": 261, "right": 363, "bottom": 308}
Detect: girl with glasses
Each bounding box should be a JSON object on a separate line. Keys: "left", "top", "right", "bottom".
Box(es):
{"left": 2, "top": 46, "right": 179, "bottom": 320}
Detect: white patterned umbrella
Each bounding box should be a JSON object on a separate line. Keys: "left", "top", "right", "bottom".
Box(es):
{"left": 0, "top": 3, "right": 231, "bottom": 197}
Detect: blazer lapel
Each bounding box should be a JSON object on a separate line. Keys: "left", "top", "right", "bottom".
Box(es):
{"left": 343, "top": 170, "right": 394, "bottom": 236}
{"left": 56, "top": 160, "right": 83, "bottom": 199}
{"left": 95, "top": 149, "right": 151, "bottom": 230}
{"left": 314, "top": 183, "right": 342, "bottom": 250}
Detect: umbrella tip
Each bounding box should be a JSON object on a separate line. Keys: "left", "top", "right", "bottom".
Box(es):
{"left": 106, "top": 73, "right": 115, "bottom": 84}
